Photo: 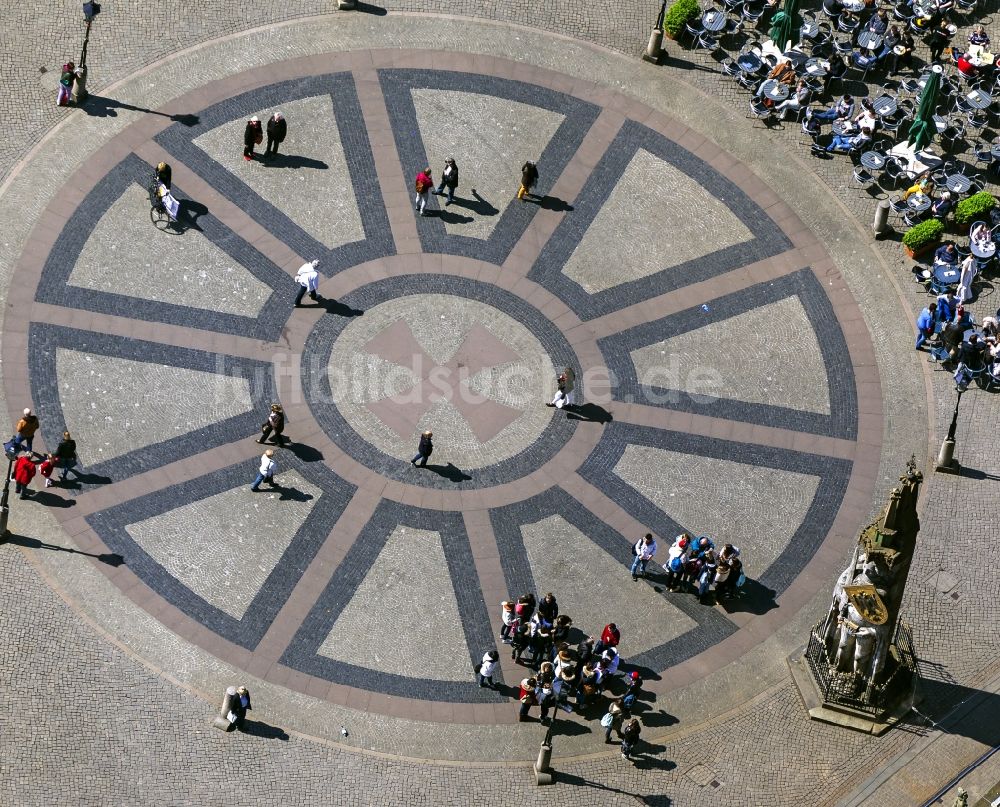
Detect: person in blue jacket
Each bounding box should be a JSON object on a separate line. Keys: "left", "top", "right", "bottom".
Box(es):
{"left": 915, "top": 302, "right": 937, "bottom": 350}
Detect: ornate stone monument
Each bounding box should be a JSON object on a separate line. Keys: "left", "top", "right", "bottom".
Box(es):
{"left": 788, "top": 459, "right": 922, "bottom": 735}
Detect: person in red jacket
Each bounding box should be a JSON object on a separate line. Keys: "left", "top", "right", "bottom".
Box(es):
{"left": 13, "top": 452, "right": 36, "bottom": 498}
{"left": 414, "top": 168, "right": 433, "bottom": 216}
{"left": 593, "top": 623, "right": 621, "bottom": 656}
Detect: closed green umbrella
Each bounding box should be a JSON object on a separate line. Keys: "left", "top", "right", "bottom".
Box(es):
{"left": 907, "top": 69, "right": 940, "bottom": 152}
{"left": 768, "top": 0, "right": 800, "bottom": 50}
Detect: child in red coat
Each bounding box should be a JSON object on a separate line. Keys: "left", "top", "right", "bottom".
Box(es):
{"left": 39, "top": 454, "right": 56, "bottom": 488}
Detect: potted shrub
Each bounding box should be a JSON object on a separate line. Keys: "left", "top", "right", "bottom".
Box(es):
{"left": 663, "top": 0, "right": 701, "bottom": 40}
{"left": 902, "top": 218, "right": 944, "bottom": 258}
{"left": 953, "top": 191, "right": 996, "bottom": 228}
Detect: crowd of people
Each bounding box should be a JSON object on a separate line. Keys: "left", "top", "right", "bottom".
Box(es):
{"left": 5, "top": 409, "right": 79, "bottom": 498}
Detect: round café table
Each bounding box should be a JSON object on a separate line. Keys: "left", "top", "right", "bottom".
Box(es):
{"left": 841, "top": 0, "right": 865, "bottom": 11}
{"left": 971, "top": 240, "right": 996, "bottom": 260}
{"left": 872, "top": 95, "right": 897, "bottom": 117}
{"left": 907, "top": 193, "right": 932, "bottom": 213}
{"left": 933, "top": 263, "right": 961, "bottom": 286}
{"left": 857, "top": 30, "right": 883, "bottom": 51}
{"left": 759, "top": 79, "right": 790, "bottom": 102}
{"left": 737, "top": 52, "right": 763, "bottom": 74}
{"left": 805, "top": 57, "right": 830, "bottom": 76}
{"left": 861, "top": 151, "right": 886, "bottom": 171}
{"left": 702, "top": 9, "right": 727, "bottom": 31}
{"left": 800, "top": 20, "right": 820, "bottom": 40}
{"left": 832, "top": 119, "right": 853, "bottom": 135}
{"left": 965, "top": 88, "right": 993, "bottom": 110}
{"left": 933, "top": 114, "right": 948, "bottom": 133}
{"left": 945, "top": 173, "right": 972, "bottom": 194}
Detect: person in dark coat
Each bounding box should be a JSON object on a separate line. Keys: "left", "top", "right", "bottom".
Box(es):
{"left": 265, "top": 112, "right": 286, "bottom": 160}
{"left": 518, "top": 160, "right": 539, "bottom": 201}
{"left": 410, "top": 430, "right": 433, "bottom": 467}
{"left": 244, "top": 116, "right": 262, "bottom": 161}
{"left": 232, "top": 686, "right": 252, "bottom": 729}
{"left": 432, "top": 158, "right": 459, "bottom": 205}
{"left": 258, "top": 403, "right": 285, "bottom": 445}
{"left": 54, "top": 430, "right": 78, "bottom": 481}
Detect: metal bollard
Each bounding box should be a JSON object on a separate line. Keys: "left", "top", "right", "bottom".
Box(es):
{"left": 533, "top": 741, "right": 554, "bottom": 786}
{"left": 873, "top": 199, "right": 890, "bottom": 238}
{"left": 212, "top": 686, "right": 237, "bottom": 731}
{"left": 643, "top": 29, "right": 664, "bottom": 63}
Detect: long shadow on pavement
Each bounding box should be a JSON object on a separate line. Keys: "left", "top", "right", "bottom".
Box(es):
{"left": 4, "top": 532, "right": 123, "bottom": 566}
{"left": 239, "top": 720, "right": 290, "bottom": 741}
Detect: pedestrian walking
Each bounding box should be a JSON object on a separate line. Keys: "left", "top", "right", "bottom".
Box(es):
{"left": 631, "top": 532, "right": 658, "bottom": 580}
{"left": 620, "top": 717, "right": 641, "bottom": 760}
{"left": 518, "top": 160, "right": 539, "bottom": 201}
{"left": 39, "top": 454, "right": 56, "bottom": 488}
{"left": 546, "top": 367, "right": 576, "bottom": 409}
{"left": 250, "top": 449, "right": 277, "bottom": 491}
{"left": 601, "top": 697, "right": 628, "bottom": 743}
{"left": 13, "top": 408, "right": 40, "bottom": 454}
{"left": 258, "top": 403, "right": 286, "bottom": 445}
{"left": 478, "top": 650, "right": 500, "bottom": 688}
{"left": 264, "top": 112, "right": 286, "bottom": 160}
{"left": 56, "top": 61, "right": 75, "bottom": 106}
{"left": 431, "top": 158, "right": 459, "bottom": 205}
{"left": 13, "top": 451, "right": 36, "bottom": 499}
{"left": 54, "top": 431, "right": 78, "bottom": 481}
{"left": 294, "top": 259, "right": 320, "bottom": 306}
{"left": 410, "top": 430, "right": 433, "bottom": 467}
{"left": 625, "top": 670, "right": 643, "bottom": 696}
{"left": 244, "top": 116, "right": 263, "bottom": 161}
{"left": 915, "top": 302, "right": 937, "bottom": 350}
{"left": 414, "top": 168, "right": 433, "bottom": 216}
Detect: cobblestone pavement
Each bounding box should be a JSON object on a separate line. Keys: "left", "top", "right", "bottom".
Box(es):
{"left": 0, "top": 6, "right": 998, "bottom": 807}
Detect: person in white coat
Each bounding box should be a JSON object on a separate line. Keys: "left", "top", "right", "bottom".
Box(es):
{"left": 956, "top": 253, "right": 978, "bottom": 303}
{"left": 478, "top": 650, "right": 500, "bottom": 688}
{"left": 630, "top": 532, "right": 657, "bottom": 580}
{"left": 294, "top": 259, "right": 320, "bottom": 307}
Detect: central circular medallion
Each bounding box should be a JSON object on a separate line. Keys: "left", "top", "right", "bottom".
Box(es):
{"left": 303, "top": 272, "right": 581, "bottom": 488}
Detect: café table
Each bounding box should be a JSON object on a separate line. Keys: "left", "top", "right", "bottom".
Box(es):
{"left": 933, "top": 262, "right": 961, "bottom": 286}
{"left": 800, "top": 20, "right": 820, "bottom": 40}
{"left": 907, "top": 192, "right": 932, "bottom": 213}
{"left": 737, "top": 51, "right": 763, "bottom": 74}
{"left": 971, "top": 240, "right": 997, "bottom": 260}
{"left": 857, "top": 30, "right": 883, "bottom": 51}
{"left": 702, "top": 9, "right": 727, "bottom": 31}
{"left": 832, "top": 118, "right": 853, "bottom": 135}
{"left": 861, "top": 151, "right": 886, "bottom": 171}
{"left": 945, "top": 173, "right": 972, "bottom": 194}
{"left": 965, "top": 88, "right": 993, "bottom": 110}
{"left": 805, "top": 57, "right": 830, "bottom": 76}
{"left": 990, "top": 142, "right": 1000, "bottom": 160}
{"left": 841, "top": 0, "right": 865, "bottom": 11}
{"left": 759, "top": 79, "right": 790, "bottom": 102}
{"left": 872, "top": 95, "right": 897, "bottom": 117}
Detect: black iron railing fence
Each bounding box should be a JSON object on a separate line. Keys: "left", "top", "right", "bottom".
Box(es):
{"left": 805, "top": 621, "right": 917, "bottom": 717}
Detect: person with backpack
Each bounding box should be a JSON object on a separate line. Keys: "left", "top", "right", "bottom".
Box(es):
{"left": 56, "top": 61, "right": 75, "bottom": 106}
{"left": 601, "top": 696, "right": 629, "bottom": 743}
{"left": 414, "top": 167, "right": 433, "bottom": 216}
{"left": 664, "top": 533, "right": 691, "bottom": 591}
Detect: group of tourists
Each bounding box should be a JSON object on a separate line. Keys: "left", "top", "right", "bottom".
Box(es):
{"left": 5, "top": 409, "right": 79, "bottom": 498}
{"left": 488, "top": 591, "right": 646, "bottom": 760}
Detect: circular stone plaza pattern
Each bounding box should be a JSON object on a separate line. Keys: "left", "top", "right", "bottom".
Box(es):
{"left": 7, "top": 47, "right": 878, "bottom": 739}
{"left": 12, "top": 12, "right": 968, "bottom": 788}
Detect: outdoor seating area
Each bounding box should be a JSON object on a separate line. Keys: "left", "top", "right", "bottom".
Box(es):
{"left": 677, "top": 0, "right": 1000, "bottom": 365}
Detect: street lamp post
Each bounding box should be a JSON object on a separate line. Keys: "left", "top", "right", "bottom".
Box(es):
{"left": 76, "top": 2, "right": 101, "bottom": 104}
{"left": 643, "top": 1, "right": 668, "bottom": 63}
{"left": 935, "top": 388, "right": 963, "bottom": 473}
